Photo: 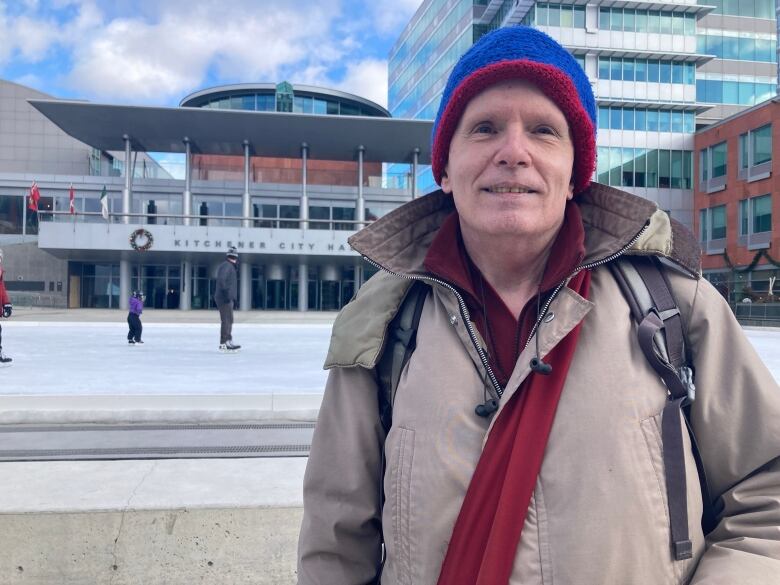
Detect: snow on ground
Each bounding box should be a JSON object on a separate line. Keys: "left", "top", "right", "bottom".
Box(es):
{"left": 0, "top": 322, "right": 777, "bottom": 395}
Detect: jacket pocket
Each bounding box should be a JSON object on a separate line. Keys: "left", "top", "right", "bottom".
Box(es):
{"left": 388, "top": 425, "right": 416, "bottom": 585}
{"left": 640, "top": 414, "right": 691, "bottom": 585}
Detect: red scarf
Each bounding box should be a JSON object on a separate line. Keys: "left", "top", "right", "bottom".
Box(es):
{"left": 436, "top": 268, "right": 590, "bottom": 584}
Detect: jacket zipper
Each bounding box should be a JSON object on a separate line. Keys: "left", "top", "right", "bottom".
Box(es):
{"left": 361, "top": 221, "right": 650, "bottom": 400}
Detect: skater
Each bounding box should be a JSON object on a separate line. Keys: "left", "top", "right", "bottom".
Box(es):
{"left": 0, "top": 248, "right": 12, "bottom": 365}
{"left": 127, "top": 290, "right": 144, "bottom": 345}
{"left": 215, "top": 247, "right": 240, "bottom": 352}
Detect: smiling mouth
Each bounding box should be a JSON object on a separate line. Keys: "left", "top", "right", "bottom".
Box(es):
{"left": 485, "top": 186, "right": 537, "bottom": 194}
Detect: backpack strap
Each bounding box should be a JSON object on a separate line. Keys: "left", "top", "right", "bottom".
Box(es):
{"left": 609, "top": 255, "right": 716, "bottom": 561}
{"left": 377, "top": 280, "right": 429, "bottom": 434}
{"left": 372, "top": 279, "right": 429, "bottom": 584}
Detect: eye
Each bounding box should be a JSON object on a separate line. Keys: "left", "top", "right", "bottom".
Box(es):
{"left": 534, "top": 125, "right": 558, "bottom": 136}
{"left": 472, "top": 122, "right": 495, "bottom": 135}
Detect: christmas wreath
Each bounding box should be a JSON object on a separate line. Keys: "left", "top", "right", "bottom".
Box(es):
{"left": 129, "top": 228, "right": 154, "bottom": 252}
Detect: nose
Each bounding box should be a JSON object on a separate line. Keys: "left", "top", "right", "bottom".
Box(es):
{"left": 493, "top": 126, "right": 532, "bottom": 168}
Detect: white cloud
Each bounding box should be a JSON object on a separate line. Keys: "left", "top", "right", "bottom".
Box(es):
{"left": 0, "top": 3, "right": 62, "bottom": 65}
{"left": 335, "top": 58, "right": 388, "bottom": 108}
{"left": 62, "top": 0, "right": 348, "bottom": 103}
{"left": 370, "top": 0, "right": 423, "bottom": 36}
{"left": 0, "top": 0, "right": 415, "bottom": 108}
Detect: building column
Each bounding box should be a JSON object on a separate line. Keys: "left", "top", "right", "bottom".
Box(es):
{"left": 298, "top": 263, "right": 308, "bottom": 312}
{"left": 183, "top": 137, "right": 192, "bottom": 226}
{"left": 300, "top": 142, "right": 309, "bottom": 230}
{"left": 298, "top": 142, "right": 309, "bottom": 312}
{"left": 240, "top": 261, "right": 251, "bottom": 311}
{"left": 242, "top": 140, "right": 251, "bottom": 229}
{"left": 179, "top": 260, "right": 191, "bottom": 310}
{"left": 411, "top": 147, "right": 420, "bottom": 199}
{"left": 122, "top": 134, "right": 132, "bottom": 224}
{"left": 357, "top": 145, "right": 365, "bottom": 229}
{"left": 119, "top": 259, "right": 131, "bottom": 310}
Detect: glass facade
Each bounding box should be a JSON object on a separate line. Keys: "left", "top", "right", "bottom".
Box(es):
{"left": 700, "top": 0, "right": 775, "bottom": 19}
{"left": 598, "top": 8, "right": 696, "bottom": 34}
{"left": 696, "top": 76, "right": 776, "bottom": 105}
{"left": 198, "top": 90, "right": 383, "bottom": 117}
{"left": 598, "top": 107, "right": 695, "bottom": 133}
{"left": 697, "top": 30, "right": 776, "bottom": 62}
{"left": 597, "top": 148, "right": 693, "bottom": 189}
{"left": 598, "top": 58, "right": 695, "bottom": 85}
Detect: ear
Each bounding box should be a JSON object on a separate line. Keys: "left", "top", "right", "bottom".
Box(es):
{"left": 566, "top": 181, "right": 574, "bottom": 201}
{"left": 440, "top": 167, "right": 452, "bottom": 194}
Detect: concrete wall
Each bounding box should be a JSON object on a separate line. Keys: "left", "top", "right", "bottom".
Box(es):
{"left": 0, "top": 241, "right": 68, "bottom": 308}
{"left": 0, "top": 458, "right": 308, "bottom": 584}
{"left": 0, "top": 507, "right": 302, "bottom": 585}
{"left": 0, "top": 80, "right": 94, "bottom": 176}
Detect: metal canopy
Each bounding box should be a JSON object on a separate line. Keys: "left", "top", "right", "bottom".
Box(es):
{"left": 28, "top": 100, "right": 433, "bottom": 164}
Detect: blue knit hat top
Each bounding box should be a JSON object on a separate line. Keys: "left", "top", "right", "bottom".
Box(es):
{"left": 431, "top": 26, "right": 597, "bottom": 195}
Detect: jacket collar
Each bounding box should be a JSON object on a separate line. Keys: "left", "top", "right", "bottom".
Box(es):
{"left": 349, "top": 183, "right": 701, "bottom": 279}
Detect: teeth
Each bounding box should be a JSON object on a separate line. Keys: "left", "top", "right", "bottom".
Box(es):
{"left": 490, "top": 187, "right": 532, "bottom": 193}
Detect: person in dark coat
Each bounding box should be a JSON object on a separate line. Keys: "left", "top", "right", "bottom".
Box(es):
{"left": 0, "top": 248, "right": 12, "bottom": 364}
{"left": 214, "top": 247, "right": 241, "bottom": 351}
{"left": 127, "top": 291, "right": 144, "bottom": 345}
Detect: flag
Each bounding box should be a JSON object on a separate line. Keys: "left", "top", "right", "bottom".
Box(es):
{"left": 69, "top": 184, "right": 75, "bottom": 215}
{"left": 27, "top": 181, "right": 40, "bottom": 211}
{"left": 100, "top": 185, "right": 108, "bottom": 220}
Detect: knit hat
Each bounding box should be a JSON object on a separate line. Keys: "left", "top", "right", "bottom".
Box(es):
{"left": 226, "top": 246, "right": 239, "bottom": 259}
{"left": 431, "top": 26, "right": 597, "bottom": 196}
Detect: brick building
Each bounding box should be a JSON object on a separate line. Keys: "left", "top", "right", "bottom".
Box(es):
{"left": 695, "top": 97, "right": 779, "bottom": 318}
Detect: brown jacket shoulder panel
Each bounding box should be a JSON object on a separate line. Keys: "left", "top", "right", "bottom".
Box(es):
{"left": 324, "top": 271, "right": 413, "bottom": 370}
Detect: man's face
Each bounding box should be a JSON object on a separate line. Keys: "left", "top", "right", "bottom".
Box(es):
{"left": 441, "top": 80, "right": 575, "bottom": 243}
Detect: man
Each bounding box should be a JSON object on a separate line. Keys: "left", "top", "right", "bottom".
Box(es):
{"left": 0, "top": 248, "right": 12, "bottom": 364}
{"left": 298, "top": 27, "right": 780, "bottom": 584}
{"left": 214, "top": 246, "right": 241, "bottom": 352}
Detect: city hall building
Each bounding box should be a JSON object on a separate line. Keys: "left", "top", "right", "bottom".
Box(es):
{"left": 0, "top": 80, "right": 431, "bottom": 311}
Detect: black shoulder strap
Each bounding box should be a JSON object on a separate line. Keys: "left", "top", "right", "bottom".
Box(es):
{"left": 376, "top": 280, "right": 429, "bottom": 434}
{"left": 609, "top": 255, "right": 717, "bottom": 560}
{"left": 372, "top": 279, "right": 428, "bottom": 585}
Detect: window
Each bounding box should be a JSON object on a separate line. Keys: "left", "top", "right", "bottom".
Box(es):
{"left": 740, "top": 124, "right": 773, "bottom": 178}
{"left": 701, "top": 142, "right": 727, "bottom": 183}
{"left": 739, "top": 195, "right": 772, "bottom": 245}
{"left": 752, "top": 124, "right": 772, "bottom": 165}
{"left": 712, "top": 142, "right": 728, "bottom": 177}
{"left": 309, "top": 205, "right": 330, "bottom": 230}
{"left": 711, "top": 205, "right": 727, "bottom": 239}
{"left": 740, "top": 199, "right": 749, "bottom": 235}
{"left": 699, "top": 209, "right": 708, "bottom": 243}
{"left": 753, "top": 194, "right": 772, "bottom": 233}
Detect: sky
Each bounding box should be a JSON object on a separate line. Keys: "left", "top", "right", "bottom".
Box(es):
{"left": 0, "top": 0, "right": 424, "bottom": 109}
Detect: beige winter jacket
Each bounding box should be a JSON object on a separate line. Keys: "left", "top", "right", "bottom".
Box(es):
{"left": 298, "top": 184, "right": 780, "bottom": 585}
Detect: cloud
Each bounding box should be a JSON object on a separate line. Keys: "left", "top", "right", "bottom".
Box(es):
{"left": 0, "top": 0, "right": 418, "bottom": 108}
{"left": 63, "top": 0, "right": 350, "bottom": 103}
{"left": 370, "top": 0, "right": 423, "bottom": 36}
{"left": 335, "top": 58, "right": 389, "bottom": 109}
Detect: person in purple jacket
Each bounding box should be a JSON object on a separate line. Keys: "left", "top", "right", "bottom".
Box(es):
{"left": 127, "top": 290, "right": 144, "bottom": 345}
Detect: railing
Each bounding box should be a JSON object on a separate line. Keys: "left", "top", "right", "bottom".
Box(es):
{"left": 734, "top": 302, "right": 780, "bottom": 326}
{"left": 36, "top": 210, "right": 373, "bottom": 230}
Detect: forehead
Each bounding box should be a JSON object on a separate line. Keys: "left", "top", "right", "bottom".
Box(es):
{"left": 460, "top": 79, "right": 567, "bottom": 122}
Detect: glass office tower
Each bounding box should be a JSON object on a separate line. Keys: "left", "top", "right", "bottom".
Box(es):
{"left": 389, "top": 0, "right": 777, "bottom": 228}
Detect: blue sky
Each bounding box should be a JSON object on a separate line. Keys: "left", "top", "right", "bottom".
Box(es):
{"left": 0, "top": 0, "right": 423, "bottom": 108}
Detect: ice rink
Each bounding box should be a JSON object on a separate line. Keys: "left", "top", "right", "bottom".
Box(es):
{"left": 0, "top": 321, "right": 777, "bottom": 395}
{"left": 0, "top": 322, "right": 332, "bottom": 395}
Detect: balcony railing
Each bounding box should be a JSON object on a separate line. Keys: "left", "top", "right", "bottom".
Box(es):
{"left": 37, "top": 210, "right": 373, "bottom": 231}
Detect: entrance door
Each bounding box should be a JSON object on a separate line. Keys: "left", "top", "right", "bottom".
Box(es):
{"left": 68, "top": 275, "right": 81, "bottom": 308}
